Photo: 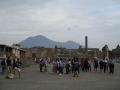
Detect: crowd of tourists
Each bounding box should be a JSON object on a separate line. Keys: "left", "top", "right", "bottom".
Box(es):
{"left": 0, "top": 57, "right": 22, "bottom": 79}
{"left": 36, "top": 57, "right": 116, "bottom": 77}
{"left": 52, "top": 57, "right": 80, "bottom": 77}
{"left": 51, "top": 57, "right": 116, "bottom": 77}
{"left": 0, "top": 56, "right": 116, "bottom": 79}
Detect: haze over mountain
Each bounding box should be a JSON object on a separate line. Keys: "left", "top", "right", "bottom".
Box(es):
{"left": 20, "top": 35, "right": 81, "bottom": 49}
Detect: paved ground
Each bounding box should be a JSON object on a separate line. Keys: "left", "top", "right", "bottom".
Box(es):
{"left": 0, "top": 64, "right": 120, "bottom": 90}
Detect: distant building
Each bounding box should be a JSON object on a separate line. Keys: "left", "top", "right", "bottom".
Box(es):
{"left": 23, "top": 47, "right": 55, "bottom": 60}
{"left": 78, "top": 48, "right": 100, "bottom": 59}
{"left": 23, "top": 46, "right": 100, "bottom": 61}
{"left": 111, "top": 44, "right": 120, "bottom": 59}
{"left": 101, "top": 44, "right": 110, "bottom": 59}
{"left": 0, "top": 44, "right": 25, "bottom": 60}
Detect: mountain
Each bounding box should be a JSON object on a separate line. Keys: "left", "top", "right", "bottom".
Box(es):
{"left": 19, "top": 35, "right": 81, "bottom": 49}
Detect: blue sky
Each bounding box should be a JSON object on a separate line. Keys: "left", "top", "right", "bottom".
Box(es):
{"left": 0, "top": 0, "right": 120, "bottom": 49}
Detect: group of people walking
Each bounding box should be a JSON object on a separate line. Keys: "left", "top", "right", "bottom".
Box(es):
{"left": 94, "top": 58, "right": 116, "bottom": 74}
{"left": 0, "top": 57, "right": 22, "bottom": 79}
{"left": 52, "top": 57, "right": 91, "bottom": 77}
{"left": 35, "top": 57, "right": 50, "bottom": 72}
{"left": 1, "top": 56, "right": 116, "bottom": 79}
{"left": 51, "top": 57, "right": 116, "bottom": 77}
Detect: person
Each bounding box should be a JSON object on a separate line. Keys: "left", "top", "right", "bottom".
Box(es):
{"left": 6, "top": 58, "right": 22, "bottom": 79}
{"left": 80, "top": 58, "right": 84, "bottom": 71}
{"left": 103, "top": 59, "right": 108, "bottom": 73}
{"left": 73, "top": 58, "right": 80, "bottom": 77}
{"left": 65, "top": 60, "right": 71, "bottom": 74}
{"left": 109, "top": 58, "right": 116, "bottom": 74}
{"left": 99, "top": 59, "right": 104, "bottom": 72}
{"left": 84, "top": 58, "right": 89, "bottom": 72}
{"left": 52, "top": 60, "right": 57, "bottom": 73}
{"left": 93, "top": 58, "right": 98, "bottom": 71}
{"left": 39, "top": 58, "right": 44, "bottom": 72}
{"left": 1, "top": 59, "right": 6, "bottom": 74}
{"left": 14, "top": 58, "right": 22, "bottom": 79}
{"left": 6, "top": 57, "right": 12, "bottom": 73}
{"left": 88, "top": 59, "right": 92, "bottom": 72}
{"left": 71, "top": 59, "right": 74, "bottom": 73}
{"left": 12, "top": 59, "right": 17, "bottom": 74}
{"left": 58, "top": 60, "right": 64, "bottom": 75}
{"left": 43, "top": 58, "right": 47, "bottom": 72}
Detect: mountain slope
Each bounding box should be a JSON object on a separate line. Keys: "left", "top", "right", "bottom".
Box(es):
{"left": 20, "top": 35, "right": 81, "bottom": 49}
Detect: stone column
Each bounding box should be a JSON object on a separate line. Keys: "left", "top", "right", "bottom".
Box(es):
{"left": 85, "top": 36, "right": 88, "bottom": 58}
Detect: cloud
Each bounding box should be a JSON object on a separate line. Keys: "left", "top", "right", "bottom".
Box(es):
{"left": 0, "top": 0, "right": 120, "bottom": 49}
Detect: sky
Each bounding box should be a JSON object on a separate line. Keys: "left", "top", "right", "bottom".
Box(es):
{"left": 0, "top": 0, "right": 120, "bottom": 50}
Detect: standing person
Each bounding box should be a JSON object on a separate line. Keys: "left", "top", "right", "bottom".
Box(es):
{"left": 99, "top": 59, "right": 104, "bottom": 72}
{"left": 6, "top": 57, "right": 15, "bottom": 79}
{"left": 103, "top": 59, "right": 108, "bottom": 73}
{"left": 52, "top": 60, "right": 57, "bottom": 73}
{"left": 71, "top": 59, "right": 74, "bottom": 73}
{"left": 6, "top": 57, "right": 12, "bottom": 73}
{"left": 109, "top": 58, "right": 116, "bottom": 74}
{"left": 58, "top": 60, "right": 64, "bottom": 76}
{"left": 1, "top": 59, "right": 6, "bottom": 75}
{"left": 93, "top": 58, "right": 98, "bottom": 71}
{"left": 84, "top": 58, "right": 89, "bottom": 72}
{"left": 80, "top": 58, "right": 84, "bottom": 71}
{"left": 13, "top": 58, "right": 22, "bottom": 79}
{"left": 43, "top": 58, "right": 47, "bottom": 72}
{"left": 13, "top": 59, "right": 17, "bottom": 75}
{"left": 39, "top": 58, "right": 44, "bottom": 72}
{"left": 56, "top": 60, "right": 60, "bottom": 73}
{"left": 65, "top": 60, "right": 71, "bottom": 74}
{"left": 88, "top": 59, "right": 92, "bottom": 72}
{"left": 73, "top": 58, "right": 80, "bottom": 77}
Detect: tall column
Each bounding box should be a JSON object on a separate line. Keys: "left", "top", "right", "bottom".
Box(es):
{"left": 85, "top": 36, "right": 88, "bottom": 58}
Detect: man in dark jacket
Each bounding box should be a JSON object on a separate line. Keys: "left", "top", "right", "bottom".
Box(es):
{"left": 1, "top": 59, "right": 6, "bottom": 74}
